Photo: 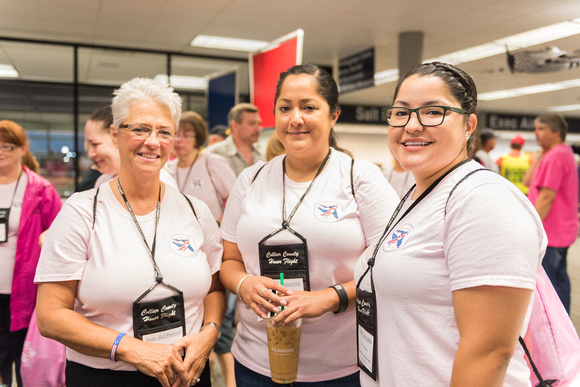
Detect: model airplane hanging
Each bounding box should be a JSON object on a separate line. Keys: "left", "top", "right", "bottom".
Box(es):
{"left": 506, "top": 45, "right": 580, "bottom": 73}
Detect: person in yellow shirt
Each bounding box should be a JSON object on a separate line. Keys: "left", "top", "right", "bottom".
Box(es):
{"left": 496, "top": 135, "right": 531, "bottom": 194}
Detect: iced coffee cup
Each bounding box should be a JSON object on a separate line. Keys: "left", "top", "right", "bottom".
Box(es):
{"left": 266, "top": 317, "right": 302, "bottom": 384}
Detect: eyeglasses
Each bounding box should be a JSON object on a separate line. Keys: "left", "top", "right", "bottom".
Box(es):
{"left": 119, "top": 124, "right": 175, "bottom": 141}
{"left": 382, "top": 105, "right": 468, "bottom": 127}
{"left": 0, "top": 143, "right": 18, "bottom": 152}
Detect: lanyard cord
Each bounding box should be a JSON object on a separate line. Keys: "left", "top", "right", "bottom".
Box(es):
{"left": 7, "top": 169, "right": 23, "bottom": 208}
{"left": 177, "top": 151, "right": 200, "bottom": 193}
{"left": 357, "top": 159, "right": 471, "bottom": 289}
{"left": 282, "top": 148, "right": 331, "bottom": 228}
{"left": 259, "top": 149, "right": 331, "bottom": 243}
{"left": 117, "top": 178, "right": 164, "bottom": 283}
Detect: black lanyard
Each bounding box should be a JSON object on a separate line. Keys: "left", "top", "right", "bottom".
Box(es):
{"left": 116, "top": 178, "right": 165, "bottom": 284}
{"left": 177, "top": 151, "right": 200, "bottom": 193}
{"left": 261, "top": 148, "right": 331, "bottom": 241}
{"left": 5, "top": 169, "right": 23, "bottom": 209}
{"left": 357, "top": 159, "right": 470, "bottom": 287}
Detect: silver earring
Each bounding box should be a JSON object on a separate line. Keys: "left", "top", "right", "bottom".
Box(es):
{"left": 465, "top": 134, "right": 469, "bottom": 139}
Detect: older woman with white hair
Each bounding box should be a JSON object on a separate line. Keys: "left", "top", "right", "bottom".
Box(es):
{"left": 35, "top": 78, "right": 225, "bottom": 387}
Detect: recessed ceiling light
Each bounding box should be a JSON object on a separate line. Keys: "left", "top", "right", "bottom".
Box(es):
{"left": 478, "top": 78, "right": 580, "bottom": 100}
{"left": 547, "top": 104, "right": 580, "bottom": 112}
{"left": 190, "top": 35, "right": 269, "bottom": 52}
{"left": 0, "top": 64, "right": 19, "bottom": 78}
{"left": 154, "top": 74, "right": 207, "bottom": 90}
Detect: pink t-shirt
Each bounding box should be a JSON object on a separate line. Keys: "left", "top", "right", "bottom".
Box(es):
{"left": 528, "top": 144, "right": 579, "bottom": 247}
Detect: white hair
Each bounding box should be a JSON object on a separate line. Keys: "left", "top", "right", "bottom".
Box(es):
{"left": 111, "top": 78, "right": 182, "bottom": 130}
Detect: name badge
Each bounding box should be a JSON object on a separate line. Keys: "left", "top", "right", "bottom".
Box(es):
{"left": 133, "top": 288, "right": 186, "bottom": 345}
{"left": 259, "top": 242, "right": 310, "bottom": 291}
{"left": 0, "top": 208, "right": 10, "bottom": 243}
{"left": 356, "top": 288, "right": 378, "bottom": 380}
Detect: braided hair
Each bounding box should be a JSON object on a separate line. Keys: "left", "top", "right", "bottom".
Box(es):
{"left": 392, "top": 62, "right": 478, "bottom": 156}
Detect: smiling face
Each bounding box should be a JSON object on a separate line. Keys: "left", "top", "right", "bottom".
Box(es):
{"left": 85, "top": 119, "right": 118, "bottom": 175}
{"left": 275, "top": 74, "right": 339, "bottom": 160}
{"left": 388, "top": 74, "right": 476, "bottom": 185}
{"left": 111, "top": 99, "right": 175, "bottom": 178}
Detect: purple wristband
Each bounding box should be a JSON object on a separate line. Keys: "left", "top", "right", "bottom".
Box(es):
{"left": 110, "top": 332, "right": 126, "bottom": 361}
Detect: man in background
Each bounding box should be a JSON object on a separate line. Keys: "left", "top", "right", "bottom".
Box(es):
{"left": 524, "top": 113, "right": 578, "bottom": 313}
{"left": 206, "top": 103, "right": 264, "bottom": 176}
{"left": 496, "top": 134, "right": 531, "bottom": 194}
{"left": 208, "top": 124, "right": 230, "bottom": 146}
{"left": 474, "top": 128, "right": 499, "bottom": 172}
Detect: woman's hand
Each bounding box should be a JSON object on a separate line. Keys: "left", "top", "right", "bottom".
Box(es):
{"left": 170, "top": 328, "right": 217, "bottom": 387}
{"left": 239, "top": 275, "right": 291, "bottom": 319}
{"left": 117, "top": 338, "right": 188, "bottom": 387}
{"left": 271, "top": 288, "right": 337, "bottom": 326}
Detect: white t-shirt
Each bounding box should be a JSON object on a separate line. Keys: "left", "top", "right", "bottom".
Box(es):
{"left": 0, "top": 172, "right": 27, "bottom": 294}
{"left": 35, "top": 183, "right": 222, "bottom": 371}
{"left": 355, "top": 160, "right": 547, "bottom": 387}
{"left": 164, "top": 153, "right": 236, "bottom": 221}
{"left": 220, "top": 149, "right": 399, "bottom": 382}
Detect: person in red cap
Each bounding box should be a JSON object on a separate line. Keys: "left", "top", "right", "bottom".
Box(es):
{"left": 495, "top": 134, "right": 531, "bottom": 194}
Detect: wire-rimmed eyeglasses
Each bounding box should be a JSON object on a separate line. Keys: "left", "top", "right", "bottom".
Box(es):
{"left": 119, "top": 124, "right": 176, "bottom": 141}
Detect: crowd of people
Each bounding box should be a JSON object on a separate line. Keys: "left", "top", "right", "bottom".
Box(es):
{"left": 0, "top": 61, "right": 578, "bottom": 387}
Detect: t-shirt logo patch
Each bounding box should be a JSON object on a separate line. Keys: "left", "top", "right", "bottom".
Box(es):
{"left": 314, "top": 201, "right": 342, "bottom": 222}
{"left": 191, "top": 179, "right": 203, "bottom": 188}
{"left": 382, "top": 224, "right": 413, "bottom": 252}
{"left": 170, "top": 234, "right": 196, "bottom": 257}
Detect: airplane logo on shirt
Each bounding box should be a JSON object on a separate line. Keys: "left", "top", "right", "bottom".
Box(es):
{"left": 314, "top": 201, "right": 342, "bottom": 222}
{"left": 383, "top": 224, "right": 414, "bottom": 252}
{"left": 169, "top": 234, "right": 196, "bottom": 257}
{"left": 317, "top": 204, "right": 339, "bottom": 219}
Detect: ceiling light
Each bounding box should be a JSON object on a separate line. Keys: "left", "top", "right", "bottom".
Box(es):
{"left": 190, "top": 35, "right": 269, "bottom": 52}
{"left": 547, "top": 104, "right": 580, "bottom": 112}
{"left": 478, "top": 78, "right": 580, "bottom": 100}
{"left": 154, "top": 74, "right": 207, "bottom": 90}
{"left": 374, "top": 69, "right": 399, "bottom": 85}
{"left": 375, "top": 17, "right": 580, "bottom": 86}
{"left": 0, "top": 64, "right": 19, "bottom": 78}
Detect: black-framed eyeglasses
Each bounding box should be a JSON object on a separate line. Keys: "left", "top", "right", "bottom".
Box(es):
{"left": 0, "top": 143, "right": 18, "bottom": 152}
{"left": 119, "top": 124, "right": 175, "bottom": 141}
{"left": 382, "top": 105, "right": 468, "bottom": 127}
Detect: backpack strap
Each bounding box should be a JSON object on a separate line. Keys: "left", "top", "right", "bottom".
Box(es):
{"left": 251, "top": 163, "right": 267, "bottom": 184}
{"left": 181, "top": 193, "right": 198, "bottom": 221}
{"left": 350, "top": 157, "right": 356, "bottom": 199}
{"left": 92, "top": 187, "right": 100, "bottom": 230}
{"left": 444, "top": 168, "right": 490, "bottom": 216}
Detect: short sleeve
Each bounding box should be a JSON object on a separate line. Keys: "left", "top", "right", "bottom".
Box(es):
{"left": 220, "top": 162, "right": 266, "bottom": 243}
{"left": 187, "top": 195, "right": 223, "bottom": 274}
{"left": 352, "top": 160, "right": 400, "bottom": 245}
{"left": 35, "top": 191, "right": 94, "bottom": 283}
{"left": 444, "top": 178, "right": 545, "bottom": 291}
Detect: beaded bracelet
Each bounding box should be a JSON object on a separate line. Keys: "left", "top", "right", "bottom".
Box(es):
{"left": 110, "top": 332, "right": 126, "bottom": 361}
{"left": 236, "top": 274, "right": 253, "bottom": 303}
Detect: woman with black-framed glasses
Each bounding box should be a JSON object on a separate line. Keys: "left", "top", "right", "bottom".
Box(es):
{"left": 35, "top": 78, "right": 226, "bottom": 387}
{"left": 0, "top": 120, "right": 62, "bottom": 387}
{"left": 354, "top": 62, "right": 547, "bottom": 386}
